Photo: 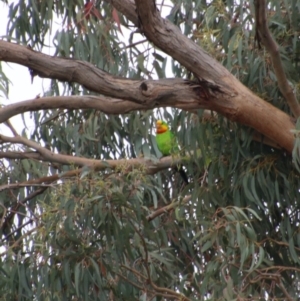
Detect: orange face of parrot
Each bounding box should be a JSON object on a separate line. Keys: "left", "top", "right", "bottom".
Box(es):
{"left": 156, "top": 120, "right": 169, "bottom": 134}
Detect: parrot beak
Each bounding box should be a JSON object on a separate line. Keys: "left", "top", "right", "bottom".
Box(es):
{"left": 156, "top": 120, "right": 162, "bottom": 132}
{"left": 156, "top": 120, "right": 167, "bottom": 133}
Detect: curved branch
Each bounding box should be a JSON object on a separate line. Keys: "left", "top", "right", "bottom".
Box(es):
{"left": 123, "top": 0, "right": 229, "bottom": 85}
{"left": 0, "top": 94, "right": 202, "bottom": 126}
{"left": 108, "top": 0, "right": 295, "bottom": 153}
{"left": 0, "top": 134, "right": 187, "bottom": 190}
{"left": 254, "top": 0, "right": 300, "bottom": 118}
{"left": 0, "top": 35, "right": 296, "bottom": 151}
{"left": 0, "top": 169, "right": 83, "bottom": 192}
{"left": 0, "top": 153, "right": 176, "bottom": 192}
{"left": 0, "top": 95, "right": 286, "bottom": 150}
{"left": 0, "top": 40, "right": 204, "bottom": 108}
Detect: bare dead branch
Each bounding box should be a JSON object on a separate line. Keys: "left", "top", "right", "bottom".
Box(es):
{"left": 254, "top": 0, "right": 300, "bottom": 118}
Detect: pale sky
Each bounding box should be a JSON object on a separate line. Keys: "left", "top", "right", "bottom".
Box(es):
{"left": 0, "top": 2, "right": 51, "bottom": 133}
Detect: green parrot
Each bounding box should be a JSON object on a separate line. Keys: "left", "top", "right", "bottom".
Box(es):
{"left": 155, "top": 120, "right": 188, "bottom": 184}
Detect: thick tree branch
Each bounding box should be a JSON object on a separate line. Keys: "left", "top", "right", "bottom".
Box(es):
{"left": 108, "top": 0, "right": 295, "bottom": 152}
{"left": 201, "top": 110, "right": 282, "bottom": 149}
{"left": 109, "top": 0, "right": 138, "bottom": 26}
{"left": 0, "top": 95, "right": 284, "bottom": 150}
{"left": 0, "top": 38, "right": 295, "bottom": 152}
{"left": 254, "top": 0, "right": 300, "bottom": 118}
{"left": 0, "top": 40, "right": 203, "bottom": 107}
{"left": 0, "top": 41, "right": 140, "bottom": 104}
{"left": 0, "top": 94, "right": 202, "bottom": 126}
{"left": 129, "top": 0, "right": 228, "bottom": 85}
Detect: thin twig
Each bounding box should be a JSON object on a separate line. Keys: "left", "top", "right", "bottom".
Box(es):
{"left": 254, "top": 0, "right": 300, "bottom": 118}
{"left": 129, "top": 220, "right": 191, "bottom": 300}
{"left": 120, "top": 264, "right": 148, "bottom": 280}
{"left": 277, "top": 280, "right": 294, "bottom": 301}
{"left": 115, "top": 271, "right": 145, "bottom": 290}
{"left": 0, "top": 227, "right": 38, "bottom": 256}
{"left": 147, "top": 194, "right": 191, "bottom": 221}
{"left": 1, "top": 187, "right": 48, "bottom": 238}
{"left": 4, "top": 119, "right": 18, "bottom": 136}
{"left": 0, "top": 134, "right": 189, "bottom": 177}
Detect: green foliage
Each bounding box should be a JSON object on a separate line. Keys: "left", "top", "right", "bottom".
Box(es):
{"left": 0, "top": 63, "right": 9, "bottom": 99}
{"left": 1, "top": 0, "right": 300, "bottom": 300}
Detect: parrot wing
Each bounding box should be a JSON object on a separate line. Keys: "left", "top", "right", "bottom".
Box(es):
{"left": 155, "top": 127, "right": 188, "bottom": 184}
{"left": 155, "top": 130, "right": 177, "bottom": 156}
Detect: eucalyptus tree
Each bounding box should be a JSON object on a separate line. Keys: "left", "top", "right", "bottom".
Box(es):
{"left": 0, "top": 0, "right": 300, "bottom": 300}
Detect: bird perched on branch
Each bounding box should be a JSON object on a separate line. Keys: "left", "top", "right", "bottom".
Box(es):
{"left": 155, "top": 120, "right": 189, "bottom": 184}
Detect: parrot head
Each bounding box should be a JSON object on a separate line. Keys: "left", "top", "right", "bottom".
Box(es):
{"left": 156, "top": 120, "right": 169, "bottom": 134}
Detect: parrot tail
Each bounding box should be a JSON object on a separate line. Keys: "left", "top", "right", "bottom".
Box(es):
{"left": 174, "top": 165, "right": 189, "bottom": 184}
